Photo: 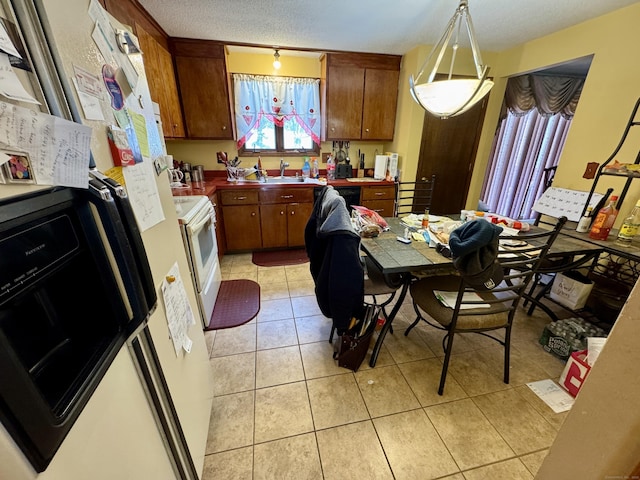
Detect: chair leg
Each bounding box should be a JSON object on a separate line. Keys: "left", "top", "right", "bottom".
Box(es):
{"left": 503, "top": 326, "right": 512, "bottom": 384}
{"left": 522, "top": 273, "right": 541, "bottom": 307}
{"left": 438, "top": 331, "right": 455, "bottom": 396}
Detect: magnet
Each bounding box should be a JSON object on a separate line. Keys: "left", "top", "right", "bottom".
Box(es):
{"left": 102, "top": 64, "right": 124, "bottom": 110}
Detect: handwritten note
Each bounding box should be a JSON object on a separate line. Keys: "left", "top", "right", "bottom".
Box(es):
{"left": 0, "top": 100, "right": 92, "bottom": 187}
{"left": 161, "top": 263, "right": 196, "bottom": 356}
{"left": 121, "top": 156, "right": 165, "bottom": 231}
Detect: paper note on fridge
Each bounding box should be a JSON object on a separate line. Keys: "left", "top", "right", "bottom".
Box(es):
{"left": 0, "top": 100, "right": 92, "bottom": 188}
{"left": 161, "top": 263, "right": 196, "bottom": 356}
{"left": 0, "top": 53, "right": 39, "bottom": 104}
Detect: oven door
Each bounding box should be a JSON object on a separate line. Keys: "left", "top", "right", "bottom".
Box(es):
{"left": 184, "top": 200, "right": 218, "bottom": 292}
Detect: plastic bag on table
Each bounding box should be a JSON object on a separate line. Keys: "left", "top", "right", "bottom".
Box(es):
{"left": 351, "top": 205, "right": 389, "bottom": 237}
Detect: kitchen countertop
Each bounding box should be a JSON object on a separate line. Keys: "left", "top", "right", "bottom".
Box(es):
{"left": 171, "top": 173, "right": 395, "bottom": 198}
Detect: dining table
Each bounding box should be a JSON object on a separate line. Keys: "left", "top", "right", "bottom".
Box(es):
{"left": 360, "top": 216, "right": 604, "bottom": 367}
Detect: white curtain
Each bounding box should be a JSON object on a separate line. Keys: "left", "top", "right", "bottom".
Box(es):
{"left": 233, "top": 74, "right": 321, "bottom": 148}
{"left": 481, "top": 109, "right": 572, "bottom": 219}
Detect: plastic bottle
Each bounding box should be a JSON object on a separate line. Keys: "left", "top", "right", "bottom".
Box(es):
{"left": 326, "top": 154, "right": 336, "bottom": 180}
{"left": 302, "top": 157, "right": 311, "bottom": 179}
{"left": 576, "top": 207, "right": 594, "bottom": 233}
{"left": 589, "top": 195, "right": 619, "bottom": 240}
{"left": 421, "top": 207, "right": 429, "bottom": 228}
{"left": 616, "top": 199, "right": 640, "bottom": 246}
{"left": 311, "top": 157, "right": 319, "bottom": 179}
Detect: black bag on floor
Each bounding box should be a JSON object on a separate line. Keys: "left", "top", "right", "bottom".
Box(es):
{"left": 333, "top": 305, "right": 380, "bottom": 371}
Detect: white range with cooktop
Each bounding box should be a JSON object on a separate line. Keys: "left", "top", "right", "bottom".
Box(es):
{"left": 173, "top": 195, "right": 222, "bottom": 328}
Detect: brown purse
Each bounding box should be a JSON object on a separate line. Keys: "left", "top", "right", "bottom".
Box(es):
{"left": 333, "top": 305, "right": 381, "bottom": 371}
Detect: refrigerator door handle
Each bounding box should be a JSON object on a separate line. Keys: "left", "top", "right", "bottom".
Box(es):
{"left": 90, "top": 170, "right": 158, "bottom": 319}
{"left": 83, "top": 179, "right": 152, "bottom": 332}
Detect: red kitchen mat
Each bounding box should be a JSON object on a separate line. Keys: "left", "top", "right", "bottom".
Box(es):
{"left": 252, "top": 248, "right": 309, "bottom": 267}
{"left": 205, "top": 280, "right": 260, "bottom": 330}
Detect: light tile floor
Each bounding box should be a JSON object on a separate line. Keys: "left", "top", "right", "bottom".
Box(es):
{"left": 202, "top": 253, "right": 570, "bottom": 480}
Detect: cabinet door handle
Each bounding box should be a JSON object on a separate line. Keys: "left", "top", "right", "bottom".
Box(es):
{"left": 374, "top": 209, "right": 384, "bottom": 213}
{"left": 290, "top": 211, "right": 295, "bottom": 215}
{"left": 222, "top": 125, "right": 227, "bottom": 131}
{"left": 281, "top": 195, "right": 294, "bottom": 199}
{"left": 375, "top": 192, "right": 384, "bottom": 196}
{"left": 235, "top": 196, "right": 247, "bottom": 200}
{"left": 280, "top": 210, "right": 284, "bottom": 215}
{"left": 365, "top": 128, "right": 370, "bottom": 132}
{"left": 330, "top": 127, "right": 335, "bottom": 132}
{"left": 251, "top": 212, "right": 256, "bottom": 216}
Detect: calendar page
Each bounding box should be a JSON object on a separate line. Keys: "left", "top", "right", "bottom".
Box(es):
{"left": 533, "top": 187, "right": 604, "bottom": 222}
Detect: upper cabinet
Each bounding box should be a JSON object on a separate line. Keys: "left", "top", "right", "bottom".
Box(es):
{"left": 102, "top": 0, "right": 185, "bottom": 138}
{"left": 135, "top": 24, "right": 185, "bottom": 138}
{"left": 321, "top": 53, "right": 401, "bottom": 141}
{"left": 171, "top": 39, "right": 234, "bottom": 140}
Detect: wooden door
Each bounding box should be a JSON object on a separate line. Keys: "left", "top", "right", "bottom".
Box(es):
{"left": 261, "top": 204, "right": 288, "bottom": 249}
{"left": 287, "top": 202, "right": 313, "bottom": 247}
{"left": 222, "top": 205, "right": 261, "bottom": 251}
{"left": 362, "top": 69, "right": 399, "bottom": 140}
{"left": 325, "top": 65, "right": 364, "bottom": 140}
{"left": 174, "top": 56, "right": 233, "bottom": 139}
{"left": 416, "top": 96, "right": 488, "bottom": 215}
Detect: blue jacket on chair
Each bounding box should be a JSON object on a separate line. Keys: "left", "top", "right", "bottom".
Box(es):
{"left": 305, "top": 186, "right": 364, "bottom": 333}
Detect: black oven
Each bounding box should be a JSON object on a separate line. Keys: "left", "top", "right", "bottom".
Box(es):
{"left": 0, "top": 180, "right": 156, "bottom": 472}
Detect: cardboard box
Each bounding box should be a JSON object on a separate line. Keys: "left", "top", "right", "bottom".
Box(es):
{"left": 539, "top": 317, "right": 606, "bottom": 360}
{"left": 559, "top": 350, "right": 591, "bottom": 397}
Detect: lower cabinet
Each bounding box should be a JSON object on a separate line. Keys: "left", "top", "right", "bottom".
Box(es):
{"left": 260, "top": 188, "right": 314, "bottom": 248}
{"left": 220, "top": 190, "right": 261, "bottom": 251}
{"left": 360, "top": 184, "right": 396, "bottom": 216}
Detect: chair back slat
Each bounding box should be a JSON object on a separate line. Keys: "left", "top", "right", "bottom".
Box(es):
{"left": 395, "top": 175, "right": 436, "bottom": 216}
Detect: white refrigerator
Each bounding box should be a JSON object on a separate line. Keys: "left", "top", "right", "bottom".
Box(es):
{"left": 0, "top": 0, "right": 213, "bottom": 478}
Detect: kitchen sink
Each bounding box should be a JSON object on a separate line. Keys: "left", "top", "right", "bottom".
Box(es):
{"left": 265, "top": 176, "right": 305, "bottom": 184}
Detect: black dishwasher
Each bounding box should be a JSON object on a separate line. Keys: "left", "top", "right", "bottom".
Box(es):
{"left": 314, "top": 186, "right": 361, "bottom": 210}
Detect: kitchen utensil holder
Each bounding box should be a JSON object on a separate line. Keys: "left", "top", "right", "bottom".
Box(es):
{"left": 226, "top": 166, "right": 245, "bottom": 182}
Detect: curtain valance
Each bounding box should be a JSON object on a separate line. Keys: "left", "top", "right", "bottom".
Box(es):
{"left": 504, "top": 75, "right": 584, "bottom": 119}
{"left": 233, "top": 74, "right": 321, "bottom": 148}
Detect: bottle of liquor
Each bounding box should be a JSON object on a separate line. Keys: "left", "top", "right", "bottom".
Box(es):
{"left": 576, "top": 206, "right": 594, "bottom": 233}
{"left": 589, "top": 195, "right": 619, "bottom": 240}
{"left": 616, "top": 199, "right": 640, "bottom": 246}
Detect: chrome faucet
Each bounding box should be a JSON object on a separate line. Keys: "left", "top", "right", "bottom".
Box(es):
{"left": 279, "top": 158, "right": 289, "bottom": 176}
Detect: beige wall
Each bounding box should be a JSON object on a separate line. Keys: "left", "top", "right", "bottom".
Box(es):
{"left": 466, "top": 3, "right": 640, "bottom": 222}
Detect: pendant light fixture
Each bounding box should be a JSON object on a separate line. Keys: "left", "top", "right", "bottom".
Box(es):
{"left": 409, "top": 0, "right": 493, "bottom": 119}
{"left": 273, "top": 49, "right": 281, "bottom": 70}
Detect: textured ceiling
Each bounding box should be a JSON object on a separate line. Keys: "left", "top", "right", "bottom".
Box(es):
{"left": 138, "top": 0, "right": 638, "bottom": 55}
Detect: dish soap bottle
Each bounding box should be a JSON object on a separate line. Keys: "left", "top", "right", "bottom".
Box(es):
{"left": 616, "top": 198, "right": 640, "bottom": 245}
{"left": 302, "top": 157, "right": 311, "bottom": 179}
{"left": 326, "top": 154, "right": 335, "bottom": 180}
{"left": 576, "top": 206, "right": 593, "bottom": 233}
{"left": 311, "top": 157, "right": 319, "bottom": 179}
{"left": 589, "top": 195, "right": 619, "bottom": 240}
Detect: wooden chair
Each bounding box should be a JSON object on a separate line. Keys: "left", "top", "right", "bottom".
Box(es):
{"left": 404, "top": 216, "right": 567, "bottom": 395}
{"left": 395, "top": 175, "right": 436, "bottom": 216}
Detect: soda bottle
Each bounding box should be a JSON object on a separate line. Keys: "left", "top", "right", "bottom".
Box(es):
{"left": 589, "top": 195, "right": 619, "bottom": 240}
{"left": 616, "top": 198, "right": 640, "bottom": 246}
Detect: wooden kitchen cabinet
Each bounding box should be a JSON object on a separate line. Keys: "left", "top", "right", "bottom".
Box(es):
{"left": 136, "top": 24, "right": 185, "bottom": 138}
{"left": 260, "top": 188, "right": 314, "bottom": 248}
{"left": 361, "top": 184, "right": 396, "bottom": 216}
{"left": 103, "top": 1, "right": 185, "bottom": 138}
{"left": 220, "top": 190, "right": 261, "bottom": 251}
{"left": 321, "top": 53, "right": 401, "bottom": 141}
{"left": 172, "top": 39, "right": 234, "bottom": 139}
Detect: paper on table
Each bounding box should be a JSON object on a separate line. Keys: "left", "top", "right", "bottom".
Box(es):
{"left": 433, "top": 290, "right": 491, "bottom": 309}
{"left": 527, "top": 379, "right": 575, "bottom": 413}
